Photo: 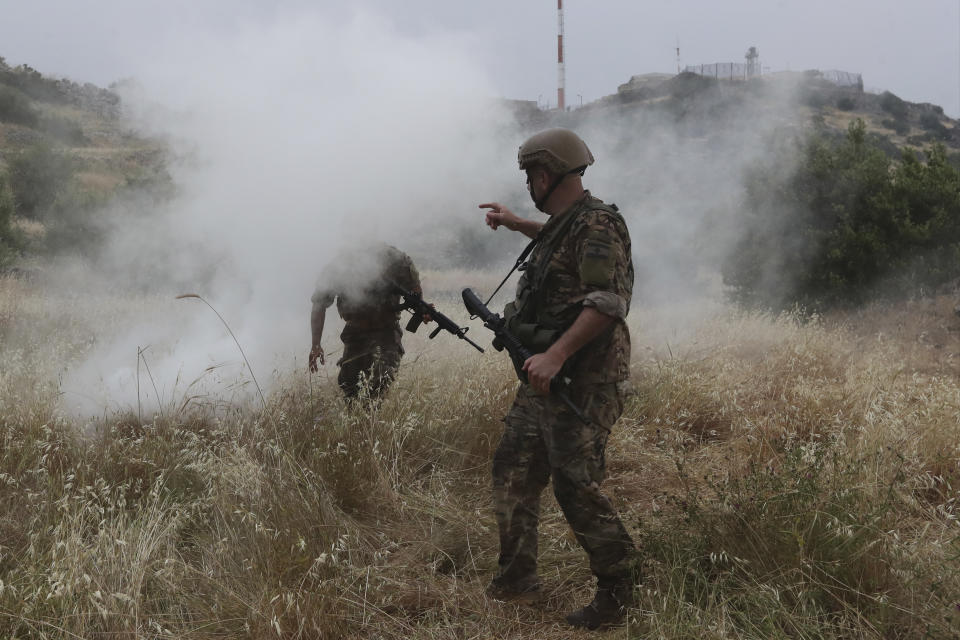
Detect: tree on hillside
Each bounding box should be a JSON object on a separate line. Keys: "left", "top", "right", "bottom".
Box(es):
{"left": 0, "top": 175, "right": 21, "bottom": 267}
{"left": 7, "top": 143, "right": 76, "bottom": 219}
{"left": 723, "top": 119, "right": 960, "bottom": 311}
{"left": 0, "top": 85, "right": 39, "bottom": 127}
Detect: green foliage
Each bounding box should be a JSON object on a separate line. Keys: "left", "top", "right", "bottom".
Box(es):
{"left": 7, "top": 143, "right": 76, "bottom": 219}
{"left": 40, "top": 182, "right": 110, "bottom": 257}
{"left": 638, "top": 438, "right": 956, "bottom": 637}
{"left": 0, "top": 174, "right": 22, "bottom": 267}
{"left": 724, "top": 119, "right": 960, "bottom": 310}
{"left": 0, "top": 85, "right": 39, "bottom": 126}
{"left": 880, "top": 91, "right": 908, "bottom": 120}
{"left": 835, "top": 96, "right": 856, "bottom": 111}
{"left": 0, "top": 63, "right": 68, "bottom": 105}
{"left": 865, "top": 131, "right": 900, "bottom": 158}
{"left": 40, "top": 113, "right": 88, "bottom": 145}
{"left": 919, "top": 111, "right": 951, "bottom": 141}
{"left": 881, "top": 117, "right": 909, "bottom": 135}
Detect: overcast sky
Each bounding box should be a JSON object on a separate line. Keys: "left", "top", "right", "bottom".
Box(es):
{"left": 1, "top": 0, "right": 958, "bottom": 115}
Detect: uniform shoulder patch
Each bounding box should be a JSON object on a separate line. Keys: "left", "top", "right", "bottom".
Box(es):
{"left": 579, "top": 227, "right": 616, "bottom": 287}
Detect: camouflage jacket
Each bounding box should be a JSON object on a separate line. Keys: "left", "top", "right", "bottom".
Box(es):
{"left": 311, "top": 245, "right": 421, "bottom": 343}
{"left": 507, "top": 191, "right": 633, "bottom": 384}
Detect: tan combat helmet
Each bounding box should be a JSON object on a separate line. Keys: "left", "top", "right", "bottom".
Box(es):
{"left": 517, "top": 128, "right": 595, "bottom": 175}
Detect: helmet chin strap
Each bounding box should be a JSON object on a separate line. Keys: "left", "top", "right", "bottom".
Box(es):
{"left": 530, "top": 166, "right": 587, "bottom": 212}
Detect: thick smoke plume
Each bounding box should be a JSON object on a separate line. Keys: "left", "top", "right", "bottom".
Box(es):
{"left": 58, "top": 9, "right": 810, "bottom": 416}
{"left": 60, "top": 8, "right": 520, "bottom": 414}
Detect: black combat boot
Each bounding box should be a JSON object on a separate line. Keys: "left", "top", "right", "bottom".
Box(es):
{"left": 564, "top": 578, "right": 634, "bottom": 630}
{"left": 485, "top": 575, "right": 543, "bottom": 604}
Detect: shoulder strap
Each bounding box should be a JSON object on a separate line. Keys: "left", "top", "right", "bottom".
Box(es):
{"left": 480, "top": 202, "right": 621, "bottom": 309}
{"left": 528, "top": 200, "right": 622, "bottom": 307}
{"left": 482, "top": 234, "right": 540, "bottom": 307}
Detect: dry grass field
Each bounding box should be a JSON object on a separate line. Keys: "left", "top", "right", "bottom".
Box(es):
{"left": 1, "top": 273, "right": 959, "bottom": 639}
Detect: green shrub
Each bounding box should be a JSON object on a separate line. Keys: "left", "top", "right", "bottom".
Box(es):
{"left": 865, "top": 132, "right": 900, "bottom": 158}
{"left": 638, "top": 438, "right": 956, "bottom": 637}
{"left": 723, "top": 119, "right": 960, "bottom": 311}
{"left": 879, "top": 91, "right": 908, "bottom": 120}
{"left": 880, "top": 117, "right": 909, "bottom": 135}
{"left": 0, "top": 85, "right": 39, "bottom": 127}
{"left": 919, "top": 112, "right": 951, "bottom": 141}
{"left": 0, "top": 63, "right": 67, "bottom": 105}
{"left": 835, "top": 96, "right": 856, "bottom": 111}
{"left": 41, "top": 113, "right": 88, "bottom": 145}
{"left": 7, "top": 143, "right": 76, "bottom": 218}
{"left": 40, "top": 182, "right": 109, "bottom": 257}
{"left": 0, "top": 175, "right": 21, "bottom": 267}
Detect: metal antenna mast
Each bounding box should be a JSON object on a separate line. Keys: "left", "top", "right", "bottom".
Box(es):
{"left": 557, "top": 0, "right": 565, "bottom": 110}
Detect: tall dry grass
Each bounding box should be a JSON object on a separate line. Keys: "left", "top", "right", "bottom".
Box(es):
{"left": 1, "top": 273, "right": 958, "bottom": 638}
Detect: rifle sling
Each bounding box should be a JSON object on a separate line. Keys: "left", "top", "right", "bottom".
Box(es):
{"left": 482, "top": 234, "right": 541, "bottom": 308}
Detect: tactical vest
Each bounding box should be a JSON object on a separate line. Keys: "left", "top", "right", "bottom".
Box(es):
{"left": 503, "top": 198, "right": 622, "bottom": 353}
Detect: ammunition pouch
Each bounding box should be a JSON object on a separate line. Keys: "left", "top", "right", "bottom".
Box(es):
{"left": 512, "top": 323, "right": 561, "bottom": 353}
{"left": 503, "top": 300, "right": 563, "bottom": 354}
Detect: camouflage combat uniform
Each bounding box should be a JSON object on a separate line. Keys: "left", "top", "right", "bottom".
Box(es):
{"left": 312, "top": 245, "right": 421, "bottom": 399}
{"left": 490, "top": 191, "right": 637, "bottom": 592}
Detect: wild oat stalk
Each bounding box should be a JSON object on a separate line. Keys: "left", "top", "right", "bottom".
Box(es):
{"left": 175, "top": 293, "right": 268, "bottom": 413}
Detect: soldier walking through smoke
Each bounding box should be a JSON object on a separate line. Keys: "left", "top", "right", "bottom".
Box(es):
{"left": 478, "top": 128, "right": 639, "bottom": 630}
{"left": 308, "top": 243, "right": 425, "bottom": 400}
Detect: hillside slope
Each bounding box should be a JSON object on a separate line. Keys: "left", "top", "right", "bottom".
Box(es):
{"left": 0, "top": 58, "right": 167, "bottom": 265}
{"left": 513, "top": 70, "right": 959, "bottom": 161}
{"left": 0, "top": 59, "right": 163, "bottom": 191}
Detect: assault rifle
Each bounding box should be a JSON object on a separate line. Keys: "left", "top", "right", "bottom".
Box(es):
{"left": 392, "top": 284, "right": 484, "bottom": 353}
{"left": 462, "top": 287, "right": 590, "bottom": 424}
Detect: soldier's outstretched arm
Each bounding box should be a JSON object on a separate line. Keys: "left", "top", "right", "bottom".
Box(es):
{"left": 479, "top": 202, "right": 543, "bottom": 239}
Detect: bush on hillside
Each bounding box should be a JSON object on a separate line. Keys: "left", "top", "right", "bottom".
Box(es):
{"left": 7, "top": 143, "right": 76, "bottom": 218}
{"left": 880, "top": 91, "right": 908, "bottom": 120}
{"left": 40, "top": 113, "right": 87, "bottom": 145}
{"left": 881, "top": 118, "right": 909, "bottom": 136}
{"left": 0, "top": 63, "right": 67, "bottom": 105}
{"left": 40, "top": 182, "right": 110, "bottom": 258}
{"left": 919, "top": 111, "right": 951, "bottom": 141}
{"left": 865, "top": 132, "right": 901, "bottom": 159}
{"left": 723, "top": 119, "right": 960, "bottom": 311}
{"left": 0, "top": 85, "right": 39, "bottom": 127}
{"left": 836, "top": 96, "right": 856, "bottom": 111}
{"left": 0, "top": 175, "right": 21, "bottom": 268}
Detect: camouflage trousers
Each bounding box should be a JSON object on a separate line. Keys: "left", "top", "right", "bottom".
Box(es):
{"left": 491, "top": 382, "right": 637, "bottom": 588}
{"left": 337, "top": 338, "right": 402, "bottom": 400}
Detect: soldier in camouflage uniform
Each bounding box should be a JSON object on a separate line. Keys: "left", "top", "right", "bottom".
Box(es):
{"left": 309, "top": 243, "right": 423, "bottom": 400}
{"left": 480, "top": 128, "right": 638, "bottom": 630}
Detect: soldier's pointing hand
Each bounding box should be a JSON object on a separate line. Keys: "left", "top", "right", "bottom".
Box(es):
{"left": 479, "top": 202, "right": 520, "bottom": 231}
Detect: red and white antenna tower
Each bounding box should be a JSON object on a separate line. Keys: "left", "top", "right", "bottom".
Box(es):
{"left": 557, "top": 0, "right": 565, "bottom": 110}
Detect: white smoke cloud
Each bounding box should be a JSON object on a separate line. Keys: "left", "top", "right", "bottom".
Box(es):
{"left": 60, "top": 7, "right": 521, "bottom": 414}
{"left": 57, "top": 7, "right": 817, "bottom": 417}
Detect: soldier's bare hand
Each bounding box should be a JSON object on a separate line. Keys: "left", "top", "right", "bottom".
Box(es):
{"left": 522, "top": 352, "right": 564, "bottom": 395}
{"left": 308, "top": 346, "right": 325, "bottom": 372}
{"left": 479, "top": 202, "right": 518, "bottom": 231}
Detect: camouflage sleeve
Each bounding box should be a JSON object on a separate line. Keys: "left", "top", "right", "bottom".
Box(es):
{"left": 574, "top": 209, "right": 632, "bottom": 319}
{"left": 388, "top": 249, "right": 421, "bottom": 293}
